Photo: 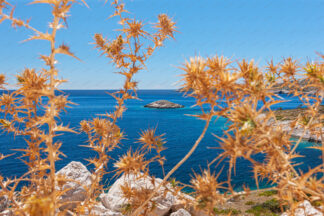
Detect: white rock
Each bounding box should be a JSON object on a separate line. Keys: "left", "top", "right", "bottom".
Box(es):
{"left": 170, "top": 208, "right": 191, "bottom": 216}
{"left": 90, "top": 203, "right": 123, "bottom": 216}
{"left": 0, "top": 209, "right": 13, "bottom": 216}
{"left": 56, "top": 161, "right": 92, "bottom": 210}
{"left": 281, "top": 200, "right": 323, "bottom": 216}
{"left": 172, "top": 193, "right": 208, "bottom": 216}
{"left": 0, "top": 194, "right": 8, "bottom": 212}
{"left": 100, "top": 173, "right": 175, "bottom": 216}
{"left": 172, "top": 192, "right": 193, "bottom": 211}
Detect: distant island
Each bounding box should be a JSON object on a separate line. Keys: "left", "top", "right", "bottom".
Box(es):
{"left": 144, "top": 100, "right": 184, "bottom": 109}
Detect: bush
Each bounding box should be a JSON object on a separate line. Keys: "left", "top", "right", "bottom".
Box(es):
{"left": 245, "top": 200, "right": 256, "bottom": 205}
{"left": 258, "top": 190, "right": 278, "bottom": 197}
{"left": 213, "top": 207, "right": 241, "bottom": 215}
{"left": 246, "top": 199, "right": 287, "bottom": 216}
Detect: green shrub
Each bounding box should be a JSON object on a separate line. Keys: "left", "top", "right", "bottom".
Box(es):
{"left": 246, "top": 199, "right": 287, "bottom": 216}
{"left": 258, "top": 190, "right": 278, "bottom": 197}
{"left": 213, "top": 207, "right": 241, "bottom": 215}
{"left": 245, "top": 200, "right": 256, "bottom": 205}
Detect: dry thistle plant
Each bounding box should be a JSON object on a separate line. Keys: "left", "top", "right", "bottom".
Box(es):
{"left": 0, "top": 0, "right": 177, "bottom": 215}
{"left": 174, "top": 55, "right": 324, "bottom": 215}
{"left": 79, "top": 0, "right": 177, "bottom": 214}
{"left": 0, "top": 0, "right": 87, "bottom": 215}
{"left": 0, "top": 0, "right": 323, "bottom": 215}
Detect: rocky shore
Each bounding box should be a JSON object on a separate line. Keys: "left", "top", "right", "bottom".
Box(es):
{"left": 0, "top": 161, "right": 322, "bottom": 215}
{"left": 271, "top": 79, "right": 320, "bottom": 95}
{"left": 271, "top": 106, "right": 324, "bottom": 142}
{"left": 276, "top": 120, "right": 322, "bottom": 142}
{"left": 0, "top": 161, "right": 198, "bottom": 216}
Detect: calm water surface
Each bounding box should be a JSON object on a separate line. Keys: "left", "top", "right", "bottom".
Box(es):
{"left": 0, "top": 90, "right": 321, "bottom": 191}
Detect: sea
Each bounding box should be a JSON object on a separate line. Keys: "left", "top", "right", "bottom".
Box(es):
{"left": 0, "top": 90, "right": 322, "bottom": 191}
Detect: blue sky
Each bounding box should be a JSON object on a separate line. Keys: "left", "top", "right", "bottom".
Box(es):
{"left": 1, "top": 0, "right": 323, "bottom": 89}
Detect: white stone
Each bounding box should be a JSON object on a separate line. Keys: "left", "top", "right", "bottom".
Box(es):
{"left": 172, "top": 193, "right": 208, "bottom": 216}
{"left": 0, "top": 209, "right": 13, "bottom": 216}
{"left": 281, "top": 200, "right": 323, "bottom": 216}
{"left": 56, "top": 161, "right": 92, "bottom": 210}
{"left": 90, "top": 203, "right": 123, "bottom": 216}
{"left": 172, "top": 192, "right": 193, "bottom": 211}
{"left": 170, "top": 208, "right": 191, "bottom": 216}
{"left": 100, "top": 173, "right": 176, "bottom": 216}
{"left": 0, "top": 194, "right": 8, "bottom": 213}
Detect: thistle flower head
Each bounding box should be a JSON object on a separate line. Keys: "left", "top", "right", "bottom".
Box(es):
{"left": 155, "top": 14, "right": 176, "bottom": 40}
{"left": 114, "top": 150, "right": 149, "bottom": 176}
{"left": 190, "top": 169, "right": 225, "bottom": 213}
{"left": 138, "top": 127, "right": 166, "bottom": 153}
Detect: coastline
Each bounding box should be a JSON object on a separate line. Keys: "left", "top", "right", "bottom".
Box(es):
{"left": 268, "top": 105, "right": 324, "bottom": 142}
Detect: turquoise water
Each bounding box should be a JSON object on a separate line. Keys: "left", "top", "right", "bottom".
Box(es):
{"left": 0, "top": 90, "right": 322, "bottom": 191}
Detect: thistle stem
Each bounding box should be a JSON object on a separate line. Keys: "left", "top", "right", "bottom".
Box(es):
{"left": 48, "top": 15, "right": 59, "bottom": 215}
{"left": 132, "top": 114, "right": 212, "bottom": 216}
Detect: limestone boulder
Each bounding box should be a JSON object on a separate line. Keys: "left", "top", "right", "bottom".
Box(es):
{"left": 89, "top": 203, "right": 123, "bottom": 216}
{"left": 172, "top": 193, "right": 208, "bottom": 216}
{"left": 0, "top": 194, "right": 8, "bottom": 213}
{"left": 170, "top": 208, "right": 191, "bottom": 216}
{"left": 56, "top": 161, "right": 92, "bottom": 210}
{"left": 281, "top": 200, "right": 323, "bottom": 216}
{"left": 100, "top": 173, "right": 176, "bottom": 216}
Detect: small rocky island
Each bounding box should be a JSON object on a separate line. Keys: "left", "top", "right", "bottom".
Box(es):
{"left": 144, "top": 100, "right": 184, "bottom": 109}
